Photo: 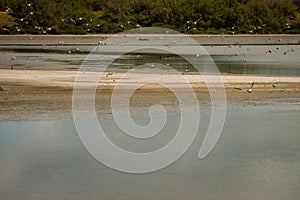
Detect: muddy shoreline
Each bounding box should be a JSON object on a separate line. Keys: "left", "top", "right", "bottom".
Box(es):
{"left": 0, "top": 69, "right": 299, "bottom": 121}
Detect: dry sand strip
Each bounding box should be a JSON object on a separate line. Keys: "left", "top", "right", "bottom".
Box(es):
{"left": 0, "top": 69, "right": 299, "bottom": 121}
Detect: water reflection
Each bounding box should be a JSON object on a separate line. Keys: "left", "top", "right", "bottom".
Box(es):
{"left": 0, "top": 103, "right": 300, "bottom": 199}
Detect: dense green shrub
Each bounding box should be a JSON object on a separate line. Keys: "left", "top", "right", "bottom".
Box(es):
{"left": 0, "top": 0, "right": 299, "bottom": 34}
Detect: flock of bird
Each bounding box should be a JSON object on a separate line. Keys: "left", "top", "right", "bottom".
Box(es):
{"left": 7, "top": 34, "right": 289, "bottom": 94}
{"left": 3, "top": 4, "right": 145, "bottom": 34}
{"left": 232, "top": 81, "right": 277, "bottom": 93}
{"left": 8, "top": 52, "right": 279, "bottom": 94}
{"left": 3, "top": 3, "right": 294, "bottom": 36}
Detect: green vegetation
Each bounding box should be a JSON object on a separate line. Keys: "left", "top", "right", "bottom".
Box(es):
{"left": 1, "top": 0, "right": 300, "bottom": 34}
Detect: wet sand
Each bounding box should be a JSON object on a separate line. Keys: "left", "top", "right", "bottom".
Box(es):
{"left": 0, "top": 69, "right": 299, "bottom": 121}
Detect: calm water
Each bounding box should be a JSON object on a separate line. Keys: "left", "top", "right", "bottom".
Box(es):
{"left": 0, "top": 102, "right": 300, "bottom": 200}
{"left": 1, "top": 42, "right": 300, "bottom": 199}
{"left": 1, "top": 44, "right": 300, "bottom": 75}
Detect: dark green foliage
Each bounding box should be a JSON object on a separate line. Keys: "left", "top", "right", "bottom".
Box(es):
{"left": 0, "top": 0, "right": 300, "bottom": 34}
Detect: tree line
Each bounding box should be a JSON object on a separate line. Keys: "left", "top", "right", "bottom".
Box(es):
{"left": 0, "top": 0, "right": 300, "bottom": 34}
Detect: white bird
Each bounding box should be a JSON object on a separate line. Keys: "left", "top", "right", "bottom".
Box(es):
{"left": 182, "top": 69, "right": 190, "bottom": 75}
{"left": 70, "top": 18, "right": 76, "bottom": 24}
{"left": 2, "top": 28, "right": 9, "bottom": 32}
{"left": 72, "top": 48, "right": 82, "bottom": 53}
{"left": 272, "top": 83, "right": 277, "bottom": 88}
{"left": 6, "top": 7, "right": 13, "bottom": 13}
{"left": 247, "top": 81, "right": 255, "bottom": 93}
{"left": 56, "top": 41, "right": 64, "bottom": 48}
{"left": 11, "top": 57, "right": 16, "bottom": 61}
{"left": 42, "top": 43, "right": 47, "bottom": 49}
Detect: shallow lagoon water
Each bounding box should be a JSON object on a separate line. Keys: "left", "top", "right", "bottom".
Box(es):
{"left": 1, "top": 44, "right": 300, "bottom": 75}
{"left": 0, "top": 102, "right": 300, "bottom": 200}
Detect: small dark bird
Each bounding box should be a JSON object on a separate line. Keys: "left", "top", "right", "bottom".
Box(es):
{"left": 234, "top": 87, "right": 242, "bottom": 90}
{"left": 266, "top": 49, "right": 272, "bottom": 54}
{"left": 106, "top": 72, "right": 113, "bottom": 77}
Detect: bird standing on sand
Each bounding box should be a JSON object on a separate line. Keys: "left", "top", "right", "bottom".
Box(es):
{"left": 70, "top": 48, "right": 82, "bottom": 54}
{"left": 247, "top": 81, "right": 255, "bottom": 93}
{"left": 106, "top": 72, "right": 113, "bottom": 77}
{"left": 182, "top": 69, "right": 190, "bottom": 75}
{"left": 11, "top": 57, "right": 16, "bottom": 70}
{"left": 55, "top": 41, "right": 64, "bottom": 48}
{"left": 272, "top": 83, "right": 277, "bottom": 88}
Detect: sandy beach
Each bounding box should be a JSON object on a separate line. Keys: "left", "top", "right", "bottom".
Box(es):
{"left": 0, "top": 69, "right": 299, "bottom": 121}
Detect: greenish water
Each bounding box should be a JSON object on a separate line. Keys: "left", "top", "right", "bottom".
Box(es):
{"left": 0, "top": 102, "right": 299, "bottom": 200}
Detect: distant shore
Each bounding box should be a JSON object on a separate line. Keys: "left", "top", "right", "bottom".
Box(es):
{"left": 0, "top": 34, "right": 300, "bottom": 45}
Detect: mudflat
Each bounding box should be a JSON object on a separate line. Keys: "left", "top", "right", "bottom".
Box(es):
{"left": 0, "top": 69, "right": 299, "bottom": 121}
